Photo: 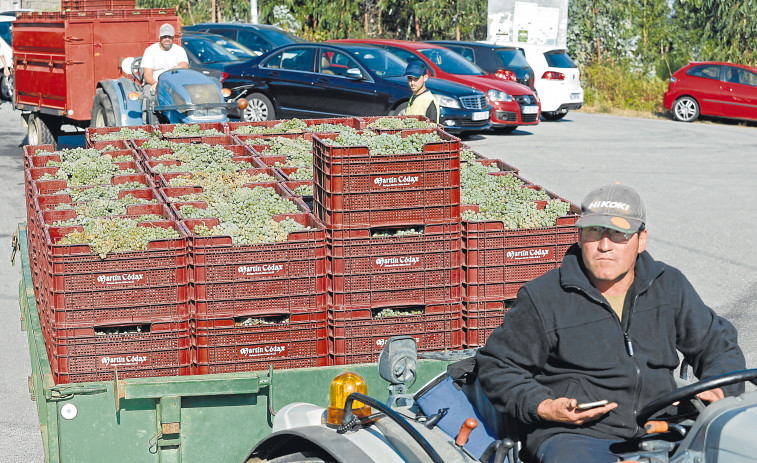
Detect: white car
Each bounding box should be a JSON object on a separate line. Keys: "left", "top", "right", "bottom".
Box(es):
{"left": 493, "top": 42, "right": 584, "bottom": 121}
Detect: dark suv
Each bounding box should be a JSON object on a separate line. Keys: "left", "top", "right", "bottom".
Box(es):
{"left": 426, "top": 40, "right": 535, "bottom": 90}
{"left": 182, "top": 23, "right": 308, "bottom": 56}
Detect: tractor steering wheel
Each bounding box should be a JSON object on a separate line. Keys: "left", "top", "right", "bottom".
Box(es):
{"left": 636, "top": 369, "right": 757, "bottom": 426}
{"left": 131, "top": 57, "right": 145, "bottom": 84}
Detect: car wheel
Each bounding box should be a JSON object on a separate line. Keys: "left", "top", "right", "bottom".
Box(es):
{"left": 27, "top": 113, "right": 57, "bottom": 147}
{"left": 90, "top": 89, "right": 116, "bottom": 128}
{"left": 389, "top": 102, "right": 407, "bottom": 116}
{"left": 541, "top": 111, "right": 567, "bottom": 121}
{"left": 243, "top": 93, "right": 275, "bottom": 121}
{"left": 494, "top": 125, "right": 518, "bottom": 134}
{"left": 672, "top": 96, "right": 699, "bottom": 122}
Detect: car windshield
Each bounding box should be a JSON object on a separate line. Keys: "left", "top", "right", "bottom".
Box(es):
{"left": 348, "top": 48, "right": 407, "bottom": 77}
{"left": 183, "top": 38, "right": 239, "bottom": 63}
{"left": 418, "top": 47, "right": 486, "bottom": 75}
{"left": 209, "top": 36, "right": 257, "bottom": 59}
{"left": 495, "top": 49, "right": 530, "bottom": 67}
{"left": 544, "top": 50, "right": 577, "bottom": 68}
{"left": 265, "top": 28, "right": 308, "bottom": 46}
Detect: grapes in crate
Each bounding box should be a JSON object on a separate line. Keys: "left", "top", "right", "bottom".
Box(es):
{"left": 322, "top": 131, "right": 443, "bottom": 155}
{"left": 57, "top": 217, "right": 180, "bottom": 259}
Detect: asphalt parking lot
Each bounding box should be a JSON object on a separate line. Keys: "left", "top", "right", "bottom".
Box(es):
{"left": 0, "top": 104, "right": 755, "bottom": 462}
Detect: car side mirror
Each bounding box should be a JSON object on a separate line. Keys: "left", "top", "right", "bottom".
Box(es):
{"left": 346, "top": 68, "right": 364, "bottom": 80}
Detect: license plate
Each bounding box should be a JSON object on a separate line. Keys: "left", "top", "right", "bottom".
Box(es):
{"left": 522, "top": 105, "right": 539, "bottom": 114}
{"left": 570, "top": 93, "right": 581, "bottom": 101}
{"left": 472, "top": 111, "right": 489, "bottom": 121}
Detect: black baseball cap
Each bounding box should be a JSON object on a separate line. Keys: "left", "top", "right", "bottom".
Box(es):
{"left": 575, "top": 183, "right": 646, "bottom": 233}
{"left": 405, "top": 60, "right": 428, "bottom": 78}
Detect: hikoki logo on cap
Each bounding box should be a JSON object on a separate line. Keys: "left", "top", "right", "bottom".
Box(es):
{"left": 588, "top": 200, "right": 631, "bottom": 212}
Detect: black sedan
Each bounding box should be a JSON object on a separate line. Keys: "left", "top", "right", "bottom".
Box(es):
{"left": 426, "top": 40, "right": 535, "bottom": 90}
{"left": 222, "top": 42, "right": 492, "bottom": 133}
{"left": 181, "top": 34, "right": 242, "bottom": 80}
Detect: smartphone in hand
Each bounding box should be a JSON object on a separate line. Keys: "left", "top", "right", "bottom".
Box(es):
{"left": 576, "top": 400, "right": 610, "bottom": 410}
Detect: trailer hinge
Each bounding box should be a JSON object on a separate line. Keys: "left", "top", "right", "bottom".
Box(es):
{"left": 64, "top": 60, "right": 85, "bottom": 66}
{"left": 28, "top": 376, "right": 36, "bottom": 401}
{"left": 63, "top": 36, "right": 84, "bottom": 42}
{"left": 46, "top": 385, "right": 108, "bottom": 401}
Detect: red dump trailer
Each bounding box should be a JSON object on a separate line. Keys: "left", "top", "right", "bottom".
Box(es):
{"left": 12, "top": 8, "right": 180, "bottom": 144}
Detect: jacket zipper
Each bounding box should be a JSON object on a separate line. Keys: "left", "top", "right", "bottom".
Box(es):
{"left": 626, "top": 293, "right": 642, "bottom": 435}
{"left": 566, "top": 283, "right": 649, "bottom": 435}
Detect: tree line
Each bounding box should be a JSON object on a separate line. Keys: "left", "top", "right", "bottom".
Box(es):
{"left": 138, "top": 0, "right": 755, "bottom": 77}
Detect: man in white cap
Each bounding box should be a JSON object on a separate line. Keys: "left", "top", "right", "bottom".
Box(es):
{"left": 477, "top": 183, "right": 745, "bottom": 463}
{"left": 141, "top": 23, "right": 188, "bottom": 93}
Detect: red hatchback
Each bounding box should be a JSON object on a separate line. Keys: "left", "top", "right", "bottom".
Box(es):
{"left": 664, "top": 61, "right": 757, "bottom": 123}
{"left": 330, "top": 39, "right": 540, "bottom": 133}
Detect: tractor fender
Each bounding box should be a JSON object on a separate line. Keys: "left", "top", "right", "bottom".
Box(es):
{"left": 244, "top": 403, "right": 405, "bottom": 463}
{"left": 97, "top": 78, "right": 143, "bottom": 127}
{"left": 245, "top": 427, "right": 376, "bottom": 463}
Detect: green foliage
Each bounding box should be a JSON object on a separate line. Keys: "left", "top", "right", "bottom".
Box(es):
{"left": 581, "top": 62, "right": 668, "bottom": 113}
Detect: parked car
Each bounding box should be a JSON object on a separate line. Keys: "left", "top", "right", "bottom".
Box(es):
{"left": 425, "top": 40, "right": 535, "bottom": 89}
{"left": 332, "top": 39, "right": 539, "bottom": 133}
{"left": 664, "top": 61, "right": 757, "bottom": 123}
{"left": 221, "top": 42, "right": 492, "bottom": 133}
{"left": 183, "top": 31, "right": 258, "bottom": 60}
{"left": 181, "top": 33, "right": 243, "bottom": 80}
{"left": 493, "top": 42, "right": 583, "bottom": 121}
{"left": 183, "top": 23, "right": 307, "bottom": 56}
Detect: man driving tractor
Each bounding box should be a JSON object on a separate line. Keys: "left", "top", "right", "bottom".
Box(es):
{"left": 477, "top": 183, "right": 746, "bottom": 463}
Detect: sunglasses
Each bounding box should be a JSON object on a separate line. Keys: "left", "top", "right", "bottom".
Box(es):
{"left": 160, "top": 35, "right": 174, "bottom": 40}
{"left": 580, "top": 226, "right": 637, "bottom": 244}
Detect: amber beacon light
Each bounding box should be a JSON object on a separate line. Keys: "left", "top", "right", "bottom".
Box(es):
{"left": 326, "top": 371, "right": 371, "bottom": 426}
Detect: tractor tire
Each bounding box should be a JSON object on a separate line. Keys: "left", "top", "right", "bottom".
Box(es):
{"left": 1, "top": 74, "right": 13, "bottom": 101}
{"left": 91, "top": 89, "right": 116, "bottom": 128}
{"left": 27, "top": 113, "right": 57, "bottom": 147}
{"left": 243, "top": 93, "right": 275, "bottom": 121}
{"left": 541, "top": 111, "right": 567, "bottom": 121}
{"left": 389, "top": 102, "right": 407, "bottom": 116}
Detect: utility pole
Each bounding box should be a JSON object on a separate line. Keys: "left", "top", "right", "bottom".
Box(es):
{"left": 250, "top": 0, "right": 258, "bottom": 23}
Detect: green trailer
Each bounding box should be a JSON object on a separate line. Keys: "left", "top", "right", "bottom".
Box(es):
{"left": 15, "top": 224, "right": 451, "bottom": 463}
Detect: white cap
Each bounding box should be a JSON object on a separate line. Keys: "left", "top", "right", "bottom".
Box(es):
{"left": 159, "top": 23, "right": 175, "bottom": 38}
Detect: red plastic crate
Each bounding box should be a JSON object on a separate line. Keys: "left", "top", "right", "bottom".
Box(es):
{"left": 328, "top": 303, "right": 463, "bottom": 365}
{"left": 463, "top": 216, "right": 579, "bottom": 268}
{"left": 89, "top": 139, "right": 131, "bottom": 150}
{"left": 192, "top": 311, "right": 328, "bottom": 374}
{"left": 463, "top": 261, "right": 560, "bottom": 301}
{"left": 327, "top": 224, "right": 462, "bottom": 308}
{"left": 312, "top": 129, "right": 460, "bottom": 229}
{"left": 182, "top": 213, "right": 327, "bottom": 318}
{"left": 48, "top": 320, "right": 191, "bottom": 384}
{"left": 463, "top": 299, "right": 512, "bottom": 347}
{"left": 85, "top": 125, "right": 157, "bottom": 148}
{"left": 164, "top": 183, "right": 302, "bottom": 220}
{"left": 37, "top": 221, "right": 189, "bottom": 328}
{"left": 31, "top": 169, "right": 152, "bottom": 197}
{"left": 35, "top": 188, "right": 163, "bottom": 213}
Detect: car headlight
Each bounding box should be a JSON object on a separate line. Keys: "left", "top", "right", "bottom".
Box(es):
{"left": 436, "top": 95, "right": 461, "bottom": 109}
{"left": 487, "top": 89, "right": 513, "bottom": 102}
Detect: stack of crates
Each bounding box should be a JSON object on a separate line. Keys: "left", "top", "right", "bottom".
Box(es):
{"left": 135, "top": 122, "right": 329, "bottom": 374}
{"left": 459, "top": 144, "right": 580, "bottom": 347}
{"left": 312, "top": 122, "right": 465, "bottom": 365}
{"left": 23, "top": 140, "right": 191, "bottom": 383}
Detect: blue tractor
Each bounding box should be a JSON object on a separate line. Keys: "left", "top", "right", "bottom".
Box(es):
{"left": 89, "top": 56, "right": 246, "bottom": 127}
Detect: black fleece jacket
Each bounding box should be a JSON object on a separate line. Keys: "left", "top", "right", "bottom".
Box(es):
{"left": 476, "top": 244, "right": 745, "bottom": 456}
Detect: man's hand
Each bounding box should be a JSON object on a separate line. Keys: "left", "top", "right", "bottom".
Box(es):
{"left": 3, "top": 68, "right": 9, "bottom": 77}
{"left": 537, "top": 398, "right": 618, "bottom": 425}
{"left": 696, "top": 387, "right": 725, "bottom": 403}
